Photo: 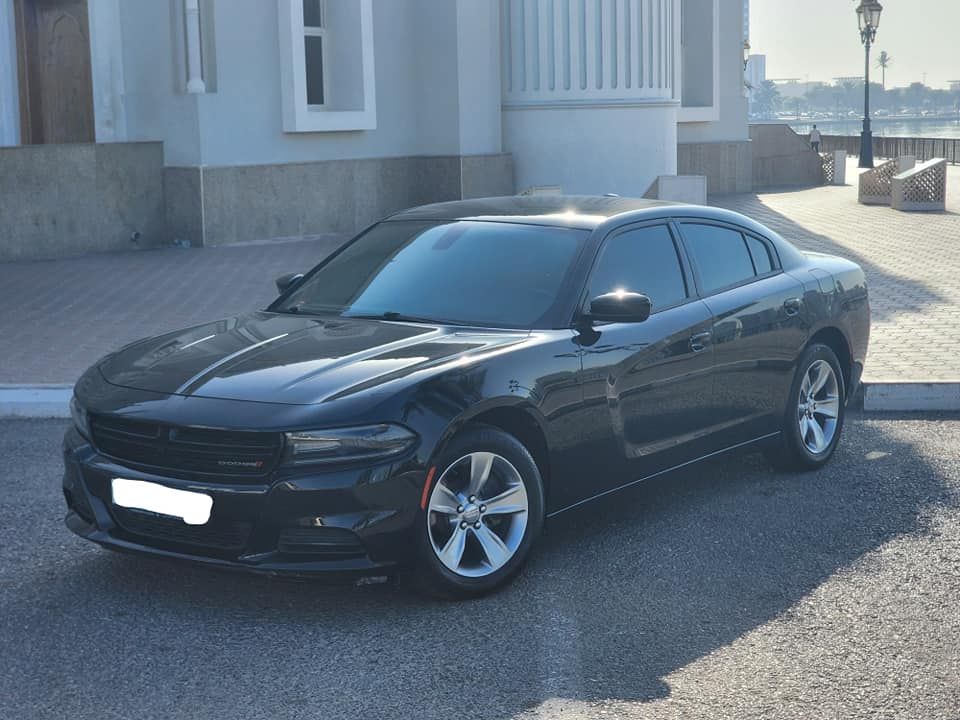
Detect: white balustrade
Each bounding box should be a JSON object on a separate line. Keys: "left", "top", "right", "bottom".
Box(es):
{"left": 501, "top": 0, "right": 676, "bottom": 107}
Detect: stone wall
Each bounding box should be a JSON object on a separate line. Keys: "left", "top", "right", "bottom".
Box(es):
{"left": 749, "top": 124, "right": 824, "bottom": 190}
{"left": 0, "top": 142, "right": 165, "bottom": 261}
{"left": 165, "top": 153, "right": 514, "bottom": 247}
{"left": 1, "top": 148, "right": 513, "bottom": 259}
{"left": 677, "top": 140, "right": 753, "bottom": 195}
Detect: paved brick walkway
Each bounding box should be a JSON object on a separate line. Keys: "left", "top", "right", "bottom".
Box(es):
{"left": 0, "top": 236, "right": 346, "bottom": 384}
{"left": 0, "top": 164, "right": 957, "bottom": 384}
{"left": 713, "top": 161, "right": 960, "bottom": 383}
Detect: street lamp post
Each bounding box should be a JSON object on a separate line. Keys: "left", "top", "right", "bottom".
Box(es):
{"left": 857, "top": 0, "right": 883, "bottom": 168}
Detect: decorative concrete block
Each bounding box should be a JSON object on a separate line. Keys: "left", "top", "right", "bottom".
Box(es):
{"left": 859, "top": 158, "right": 901, "bottom": 205}
{"left": 891, "top": 159, "right": 948, "bottom": 212}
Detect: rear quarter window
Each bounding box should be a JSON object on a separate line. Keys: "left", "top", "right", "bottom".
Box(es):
{"left": 746, "top": 235, "right": 775, "bottom": 275}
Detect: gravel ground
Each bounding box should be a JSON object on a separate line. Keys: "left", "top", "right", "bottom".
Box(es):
{"left": 1, "top": 415, "right": 958, "bottom": 719}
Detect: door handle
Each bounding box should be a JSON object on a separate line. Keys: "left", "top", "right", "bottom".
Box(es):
{"left": 783, "top": 298, "right": 803, "bottom": 317}
{"left": 689, "top": 331, "right": 712, "bottom": 353}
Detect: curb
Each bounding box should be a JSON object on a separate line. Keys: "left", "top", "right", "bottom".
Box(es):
{"left": 863, "top": 382, "right": 960, "bottom": 412}
{"left": 2, "top": 382, "right": 960, "bottom": 418}
{"left": 0, "top": 385, "right": 73, "bottom": 418}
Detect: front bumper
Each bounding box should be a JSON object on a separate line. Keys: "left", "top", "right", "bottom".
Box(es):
{"left": 62, "top": 427, "right": 425, "bottom": 577}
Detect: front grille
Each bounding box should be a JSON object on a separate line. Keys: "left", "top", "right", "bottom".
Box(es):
{"left": 90, "top": 414, "right": 284, "bottom": 480}
{"left": 113, "top": 507, "right": 252, "bottom": 551}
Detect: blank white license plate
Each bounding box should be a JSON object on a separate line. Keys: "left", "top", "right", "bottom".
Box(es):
{"left": 111, "top": 478, "right": 213, "bottom": 526}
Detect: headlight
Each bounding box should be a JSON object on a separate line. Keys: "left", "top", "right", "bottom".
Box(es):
{"left": 283, "top": 424, "right": 418, "bottom": 466}
{"left": 70, "top": 396, "right": 91, "bottom": 440}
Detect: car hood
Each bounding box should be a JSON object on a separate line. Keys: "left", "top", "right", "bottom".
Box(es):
{"left": 99, "top": 312, "right": 530, "bottom": 405}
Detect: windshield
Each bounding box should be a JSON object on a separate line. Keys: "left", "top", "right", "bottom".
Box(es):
{"left": 275, "top": 220, "right": 588, "bottom": 328}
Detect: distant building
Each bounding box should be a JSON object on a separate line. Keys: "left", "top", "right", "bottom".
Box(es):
{"left": 743, "top": 0, "right": 750, "bottom": 44}
{"left": 772, "top": 79, "right": 827, "bottom": 100}
{"left": 745, "top": 54, "right": 766, "bottom": 102}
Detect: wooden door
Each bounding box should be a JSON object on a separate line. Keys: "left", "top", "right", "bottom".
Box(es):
{"left": 15, "top": 0, "right": 95, "bottom": 144}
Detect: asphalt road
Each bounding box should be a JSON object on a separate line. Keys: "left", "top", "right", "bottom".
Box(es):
{"left": 1, "top": 416, "right": 959, "bottom": 719}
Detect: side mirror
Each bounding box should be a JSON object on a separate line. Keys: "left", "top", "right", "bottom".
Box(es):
{"left": 275, "top": 272, "right": 305, "bottom": 295}
{"left": 587, "top": 291, "right": 652, "bottom": 324}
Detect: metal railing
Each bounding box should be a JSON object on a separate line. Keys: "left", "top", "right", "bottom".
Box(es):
{"left": 821, "top": 135, "right": 960, "bottom": 165}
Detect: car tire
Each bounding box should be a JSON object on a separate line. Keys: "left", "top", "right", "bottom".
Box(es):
{"left": 764, "top": 343, "right": 846, "bottom": 472}
{"left": 412, "top": 425, "right": 545, "bottom": 600}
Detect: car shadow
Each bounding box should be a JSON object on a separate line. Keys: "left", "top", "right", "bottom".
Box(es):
{"left": 2, "top": 416, "right": 955, "bottom": 719}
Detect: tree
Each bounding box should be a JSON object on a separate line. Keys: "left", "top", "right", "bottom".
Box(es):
{"left": 905, "top": 82, "right": 927, "bottom": 113}
{"left": 752, "top": 81, "right": 782, "bottom": 119}
{"left": 840, "top": 81, "right": 861, "bottom": 114}
{"left": 803, "top": 84, "right": 835, "bottom": 113}
{"left": 876, "top": 51, "right": 892, "bottom": 90}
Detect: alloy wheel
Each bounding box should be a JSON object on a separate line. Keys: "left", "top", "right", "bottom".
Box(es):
{"left": 797, "top": 359, "right": 841, "bottom": 455}
{"left": 427, "top": 452, "right": 529, "bottom": 578}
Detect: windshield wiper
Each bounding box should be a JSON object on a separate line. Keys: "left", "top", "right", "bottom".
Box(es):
{"left": 272, "top": 305, "right": 333, "bottom": 317}
{"left": 346, "top": 311, "right": 470, "bottom": 327}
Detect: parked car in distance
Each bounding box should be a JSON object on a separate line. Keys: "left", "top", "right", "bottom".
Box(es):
{"left": 63, "top": 196, "right": 870, "bottom": 598}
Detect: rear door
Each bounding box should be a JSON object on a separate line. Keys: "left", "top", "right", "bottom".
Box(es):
{"left": 676, "top": 221, "right": 808, "bottom": 445}
{"left": 569, "top": 222, "right": 715, "bottom": 506}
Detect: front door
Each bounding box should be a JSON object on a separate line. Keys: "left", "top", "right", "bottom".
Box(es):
{"left": 565, "top": 223, "right": 716, "bottom": 509}
{"left": 15, "top": 0, "right": 95, "bottom": 144}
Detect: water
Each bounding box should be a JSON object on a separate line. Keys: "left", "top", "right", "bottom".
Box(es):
{"left": 789, "top": 117, "right": 960, "bottom": 139}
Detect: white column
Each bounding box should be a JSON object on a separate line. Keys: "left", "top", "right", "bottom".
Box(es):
{"left": 184, "top": 0, "right": 206, "bottom": 93}
{"left": 88, "top": 0, "right": 128, "bottom": 142}
{"left": 0, "top": 0, "right": 20, "bottom": 146}
{"left": 456, "top": 0, "right": 502, "bottom": 154}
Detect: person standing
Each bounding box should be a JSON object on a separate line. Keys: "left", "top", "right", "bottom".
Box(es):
{"left": 810, "top": 124, "right": 822, "bottom": 152}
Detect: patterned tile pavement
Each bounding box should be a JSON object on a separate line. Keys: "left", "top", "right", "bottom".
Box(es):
{"left": 0, "top": 236, "right": 346, "bottom": 384}
{"left": 712, "top": 161, "right": 960, "bottom": 383}
{"left": 0, "top": 163, "right": 957, "bottom": 384}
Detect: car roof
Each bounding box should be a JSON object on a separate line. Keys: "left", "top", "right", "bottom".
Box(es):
{"left": 385, "top": 195, "right": 680, "bottom": 230}
{"left": 383, "top": 195, "right": 808, "bottom": 269}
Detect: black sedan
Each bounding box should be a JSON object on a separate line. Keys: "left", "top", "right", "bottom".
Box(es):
{"left": 64, "top": 196, "right": 870, "bottom": 598}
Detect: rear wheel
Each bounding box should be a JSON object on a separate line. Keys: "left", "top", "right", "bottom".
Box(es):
{"left": 765, "top": 343, "right": 846, "bottom": 471}
{"left": 413, "top": 426, "right": 544, "bottom": 599}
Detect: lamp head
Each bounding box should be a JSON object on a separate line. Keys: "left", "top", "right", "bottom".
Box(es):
{"left": 857, "top": 1, "right": 882, "bottom": 43}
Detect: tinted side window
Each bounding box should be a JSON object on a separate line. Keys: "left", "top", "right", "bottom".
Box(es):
{"left": 680, "top": 223, "right": 756, "bottom": 294}
{"left": 746, "top": 235, "right": 774, "bottom": 275}
{"left": 589, "top": 225, "right": 687, "bottom": 311}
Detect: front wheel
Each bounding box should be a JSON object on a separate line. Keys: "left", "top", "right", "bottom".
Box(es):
{"left": 765, "top": 343, "right": 846, "bottom": 471}
{"left": 413, "top": 426, "right": 545, "bottom": 599}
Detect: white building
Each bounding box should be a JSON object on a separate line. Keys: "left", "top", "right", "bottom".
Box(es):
{"left": 742, "top": 0, "right": 749, "bottom": 45}
{"left": 0, "top": 0, "right": 751, "bottom": 256}
{"left": 745, "top": 53, "right": 765, "bottom": 100}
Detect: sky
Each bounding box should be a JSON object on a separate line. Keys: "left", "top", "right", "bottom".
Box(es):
{"left": 749, "top": 0, "right": 960, "bottom": 89}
